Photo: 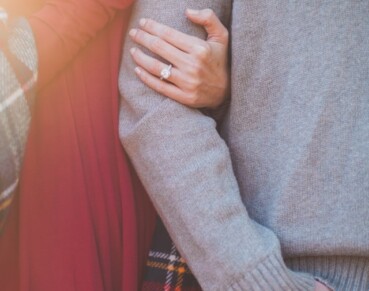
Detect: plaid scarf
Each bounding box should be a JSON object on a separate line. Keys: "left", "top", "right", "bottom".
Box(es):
{"left": 0, "top": 10, "right": 38, "bottom": 232}
{"left": 142, "top": 218, "right": 202, "bottom": 291}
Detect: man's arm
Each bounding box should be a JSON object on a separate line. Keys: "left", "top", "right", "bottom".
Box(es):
{"left": 119, "top": 1, "right": 316, "bottom": 290}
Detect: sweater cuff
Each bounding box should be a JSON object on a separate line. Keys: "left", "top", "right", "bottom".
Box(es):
{"left": 229, "top": 252, "right": 316, "bottom": 291}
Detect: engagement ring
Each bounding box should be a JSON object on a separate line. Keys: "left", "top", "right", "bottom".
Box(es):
{"left": 160, "top": 64, "right": 172, "bottom": 80}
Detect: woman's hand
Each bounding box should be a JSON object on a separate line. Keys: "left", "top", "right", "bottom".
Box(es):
{"left": 315, "top": 281, "right": 332, "bottom": 291}
{"left": 129, "top": 8, "right": 229, "bottom": 109}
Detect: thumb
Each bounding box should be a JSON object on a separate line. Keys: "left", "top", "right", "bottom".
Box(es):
{"left": 185, "top": 8, "right": 228, "bottom": 44}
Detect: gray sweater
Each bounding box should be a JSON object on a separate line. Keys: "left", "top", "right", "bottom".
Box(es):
{"left": 119, "top": 1, "right": 369, "bottom": 290}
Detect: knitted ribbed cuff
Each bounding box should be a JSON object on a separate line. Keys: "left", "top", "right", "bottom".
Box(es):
{"left": 286, "top": 256, "right": 369, "bottom": 291}
{"left": 228, "top": 252, "right": 316, "bottom": 291}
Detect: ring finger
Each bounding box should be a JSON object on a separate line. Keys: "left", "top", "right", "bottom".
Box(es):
{"left": 130, "top": 47, "right": 183, "bottom": 86}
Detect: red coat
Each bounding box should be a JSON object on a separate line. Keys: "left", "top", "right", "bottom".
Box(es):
{"left": 0, "top": 1, "right": 156, "bottom": 290}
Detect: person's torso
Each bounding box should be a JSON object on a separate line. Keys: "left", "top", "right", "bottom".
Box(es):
{"left": 222, "top": 0, "right": 369, "bottom": 257}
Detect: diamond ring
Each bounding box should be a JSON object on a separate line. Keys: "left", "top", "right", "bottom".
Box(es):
{"left": 160, "top": 64, "right": 172, "bottom": 80}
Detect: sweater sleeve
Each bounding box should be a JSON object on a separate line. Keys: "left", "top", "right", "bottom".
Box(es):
{"left": 28, "top": 0, "right": 134, "bottom": 87}
{"left": 119, "top": 1, "right": 316, "bottom": 290}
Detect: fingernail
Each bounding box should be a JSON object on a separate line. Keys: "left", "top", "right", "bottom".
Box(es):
{"left": 129, "top": 29, "right": 137, "bottom": 37}
{"left": 139, "top": 18, "right": 147, "bottom": 27}
{"left": 130, "top": 47, "right": 136, "bottom": 55}
{"left": 186, "top": 8, "right": 199, "bottom": 15}
{"left": 134, "top": 67, "right": 141, "bottom": 75}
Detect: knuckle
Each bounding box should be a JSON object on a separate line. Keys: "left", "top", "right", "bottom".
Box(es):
{"left": 132, "top": 30, "right": 141, "bottom": 42}
{"left": 186, "top": 66, "right": 197, "bottom": 78}
{"left": 149, "top": 36, "right": 162, "bottom": 51}
{"left": 139, "top": 71, "right": 148, "bottom": 82}
{"left": 136, "top": 31, "right": 150, "bottom": 46}
{"left": 184, "top": 77, "right": 201, "bottom": 93}
{"left": 194, "top": 43, "right": 211, "bottom": 60}
{"left": 203, "top": 8, "right": 214, "bottom": 20}
{"left": 148, "top": 59, "right": 161, "bottom": 72}
{"left": 188, "top": 61, "right": 203, "bottom": 77}
{"left": 144, "top": 19, "right": 154, "bottom": 29}
{"left": 136, "top": 49, "right": 146, "bottom": 61}
{"left": 130, "top": 48, "right": 138, "bottom": 59}
{"left": 162, "top": 26, "right": 174, "bottom": 39}
{"left": 187, "top": 93, "right": 200, "bottom": 106}
{"left": 187, "top": 78, "right": 202, "bottom": 91}
{"left": 154, "top": 60, "right": 163, "bottom": 71}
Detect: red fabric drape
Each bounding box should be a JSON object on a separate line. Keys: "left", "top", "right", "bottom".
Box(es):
{"left": 29, "top": 0, "right": 133, "bottom": 86}
{"left": 0, "top": 1, "right": 156, "bottom": 290}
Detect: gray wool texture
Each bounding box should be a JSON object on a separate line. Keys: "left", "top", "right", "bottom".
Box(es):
{"left": 119, "top": 1, "right": 369, "bottom": 290}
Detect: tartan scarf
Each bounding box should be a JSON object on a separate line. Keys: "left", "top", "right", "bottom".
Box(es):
{"left": 0, "top": 10, "right": 38, "bottom": 232}
{"left": 142, "top": 218, "right": 202, "bottom": 291}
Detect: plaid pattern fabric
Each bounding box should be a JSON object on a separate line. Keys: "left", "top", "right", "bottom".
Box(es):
{"left": 142, "top": 218, "right": 202, "bottom": 291}
{"left": 0, "top": 12, "right": 38, "bottom": 232}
